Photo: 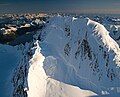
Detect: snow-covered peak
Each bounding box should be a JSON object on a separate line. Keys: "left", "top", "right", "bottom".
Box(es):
{"left": 39, "top": 16, "right": 120, "bottom": 94}
{"left": 1, "top": 15, "right": 120, "bottom": 97}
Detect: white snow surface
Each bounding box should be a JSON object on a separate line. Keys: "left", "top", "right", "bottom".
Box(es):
{"left": 27, "top": 41, "right": 47, "bottom": 97}
{"left": 38, "top": 16, "right": 120, "bottom": 94}
{"left": 27, "top": 16, "right": 120, "bottom": 96}
{"left": 27, "top": 41, "right": 97, "bottom": 97}
{"left": 0, "top": 16, "right": 120, "bottom": 97}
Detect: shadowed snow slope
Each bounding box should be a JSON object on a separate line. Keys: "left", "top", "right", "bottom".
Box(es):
{"left": 0, "top": 16, "right": 120, "bottom": 97}
{"left": 0, "top": 44, "right": 22, "bottom": 97}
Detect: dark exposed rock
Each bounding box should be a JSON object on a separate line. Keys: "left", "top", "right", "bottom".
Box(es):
{"left": 64, "top": 43, "right": 71, "bottom": 56}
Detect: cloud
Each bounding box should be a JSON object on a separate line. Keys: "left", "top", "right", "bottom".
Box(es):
{"left": 0, "top": 3, "right": 10, "bottom": 6}
{"left": 113, "top": 2, "right": 120, "bottom": 6}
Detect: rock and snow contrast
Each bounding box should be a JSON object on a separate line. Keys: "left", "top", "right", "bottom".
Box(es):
{"left": 0, "top": 15, "right": 120, "bottom": 97}
{"left": 104, "top": 23, "right": 120, "bottom": 46}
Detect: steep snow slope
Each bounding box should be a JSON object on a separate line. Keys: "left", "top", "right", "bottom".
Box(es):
{"left": 27, "top": 41, "right": 97, "bottom": 97}
{"left": 45, "top": 78, "right": 97, "bottom": 97}
{"left": 38, "top": 16, "right": 120, "bottom": 95}
{"left": 105, "top": 24, "right": 120, "bottom": 46}
{"left": 0, "top": 15, "right": 120, "bottom": 97}
{"left": 27, "top": 41, "right": 47, "bottom": 97}
{"left": 98, "top": 17, "right": 120, "bottom": 46}
{"left": 6, "top": 39, "right": 96, "bottom": 97}
{"left": 0, "top": 44, "right": 22, "bottom": 97}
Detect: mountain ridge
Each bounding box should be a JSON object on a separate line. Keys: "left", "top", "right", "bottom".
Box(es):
{"left": 0, "top": 15, "right": 120, "bottom": 97}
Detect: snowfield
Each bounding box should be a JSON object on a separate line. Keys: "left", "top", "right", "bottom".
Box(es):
{"left": 0, "top": 15, "right": 120, "bottom": 97}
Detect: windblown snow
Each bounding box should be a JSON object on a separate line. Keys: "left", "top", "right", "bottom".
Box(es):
{"left": 0, "top": 15, "right": 120, "bottom": 97}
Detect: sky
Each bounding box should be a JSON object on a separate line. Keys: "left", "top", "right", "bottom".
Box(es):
{"left": 0, "top": 0, "right": 120, "bottom": 14}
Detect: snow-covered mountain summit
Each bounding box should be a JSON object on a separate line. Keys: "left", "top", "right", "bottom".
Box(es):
{"left": 0, "top": 15, "right": 120, "bottom": 97}
{"left": 38, "top": 15, "right": 120, "bottom": 93}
